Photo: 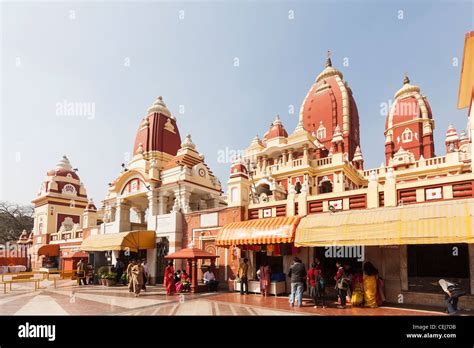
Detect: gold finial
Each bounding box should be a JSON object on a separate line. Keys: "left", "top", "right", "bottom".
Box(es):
{"left": 403, "top": 73, "right": 410, "bottom": 85}
{"left": 325, "top": 50, "right": 332, "bottom": 68}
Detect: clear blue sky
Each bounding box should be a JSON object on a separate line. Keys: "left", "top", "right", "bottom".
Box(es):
{"left": 1, "top": 0, "right": 473, "bottom": 205}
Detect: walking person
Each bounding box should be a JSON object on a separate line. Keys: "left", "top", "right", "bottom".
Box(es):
{"left": 141, "top": 259, "right": 148, "bottom": 291}
{"left": 258, "top": 261, "right": 271, "bottom": 297}
{"left": 115, "top": 258, "right": 125, "bottom": 285}
{"left": 164, "top": 261, "right": 175, "bottom": 295}
{"left": 307, "top": 262, "right": 319, "bottom": 308}
{"left": 76, "top": 259, "right": 87, "bottom": 286}
{"left": 288, "top": 257, "right": 306, "bottom": 307}
{"left": 131, "top": 261, "right": 144, "bottom": 297}
{"left": 86, "top": 263, "right": 94, "bottom": 285}
{"left": 126, "top": 259, "right": 136, "bottom": 293}
{"left": 334, "top": 261, "right": 349, "bottom": 309}
{"left": 237, "top": 258, "right": 249, "bottom": 295}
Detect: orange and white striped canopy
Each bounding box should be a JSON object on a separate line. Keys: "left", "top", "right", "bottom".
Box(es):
{"left": 216, "top": 216, "right": 301, "bottom": 246}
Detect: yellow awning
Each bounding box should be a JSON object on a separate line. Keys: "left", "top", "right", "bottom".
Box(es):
{"left": 80, "top": 230, "right": 156, "bottom": 252}
{"left": 295, "top": 199, "right": 474, "bottom": 247}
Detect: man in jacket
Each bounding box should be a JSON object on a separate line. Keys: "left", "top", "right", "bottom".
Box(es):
{"left": 288, "top": 257, "right": 306, "bottom": 307}
{"left": 237, "top": 258, "right": 249, "bottom": 295}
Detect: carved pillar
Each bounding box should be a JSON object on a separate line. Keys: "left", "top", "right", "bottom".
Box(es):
{"left": 115, "top": 199, "right": 131, "bottom": 232}
{"left": 191, "top": 259, "right": 198, "bottom": 293}
{"left": 288, "top": 149, "right": 294, "bottom": 167}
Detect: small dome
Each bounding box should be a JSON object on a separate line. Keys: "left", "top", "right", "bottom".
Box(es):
{"left": 316, "top": 52, "right": 343, "bottom": 83}
{"left": 394, "top": 74, "right": 421, "bottom": 99}
{"left": 85, "top": 199, "right": 97, "bottom": 211}
{"left": 445, "top": 124, "right": 459, "bottom": 143}
{"left": 230, "top": 157, "right": 249, "bottom": 179}
{"left": 264, "top": 115, "right": 288, "bottom": 141}
{"left": 147, "top": 96, "right": 172, "bottom": 118}
{"left": 181, "top": 134, "right": 196, "bottom": 149}
{"left": 47, "top": 155, "right": 79, "bottom": 179}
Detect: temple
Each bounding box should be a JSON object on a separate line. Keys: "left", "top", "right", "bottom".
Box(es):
{"left": 21, "top": 31, "right": 474, "bottom": 308}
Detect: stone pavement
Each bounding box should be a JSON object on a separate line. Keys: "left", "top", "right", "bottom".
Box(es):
{"left": 0, "top": 279, "right": 452, "bottom": 316}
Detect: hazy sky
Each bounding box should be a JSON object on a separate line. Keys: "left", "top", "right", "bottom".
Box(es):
{"left": 1, "top": 0, "right": 473, "bottom": 205}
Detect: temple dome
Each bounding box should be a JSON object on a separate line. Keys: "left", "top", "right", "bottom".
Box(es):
{"left": 47, "top": 155, "right": 79, "bottom": 179}
{"left": 263, "top": 115, "right": 288, "bottom": 141}
{"left": 299, "top": 51, "right": 360, "bottom": 160}
{"left": 384, "top": 74, "right": 435, "bottom": 165}
{"left": 133, "top": 96, "right": 182, "bottom": 158}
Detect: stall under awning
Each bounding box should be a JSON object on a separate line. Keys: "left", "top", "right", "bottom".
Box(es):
{"left": 216, "top": 216, "right": 301, "bottom": 246}
{"left": 80, "top": 230, "right": 156, "bottom": 252}
{"left": 165, "top": 247, "right": 219, "bottom": 260}
{"left": 295, "top": 199, "right": 474, "bottom": 247}
{"left": 37, "top": 244, "right": 60, "bottom": 257}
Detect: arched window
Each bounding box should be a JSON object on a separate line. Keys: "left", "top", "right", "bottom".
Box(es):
{"left": 295, "top": 181, "right": 302, "bottom": 194}
{"left": 62, "top": 184, "right": 77, "bottom": 196}
{"left": 319, "top": 177, "right": 333, "bottom": 194}
{"left": 316, "top": 121, "right": 326, "bottom": 140}
{"left": 402, "top": 128, "right": 413, "bottom": 143}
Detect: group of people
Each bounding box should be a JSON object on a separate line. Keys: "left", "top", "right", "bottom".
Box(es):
{"left": 288, "top": 257, "right": 384, "bottom": 309}
{"left": 124, "top": 259, "right": 149, "bottom": 297}
{"left": 163, "top": 261, "right": 191, "bottom": 295}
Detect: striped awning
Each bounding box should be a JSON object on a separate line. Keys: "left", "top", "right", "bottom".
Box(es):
{"left": 216, "top": 216, "right": 301, "bottom": 246}
{"left": 80, "top": 230, "right": 156, "bottom": 252}
{"left": 295, "top": 199, "right": 474, "bottom": 247}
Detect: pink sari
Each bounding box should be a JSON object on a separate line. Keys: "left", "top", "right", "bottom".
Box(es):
{"left": 259, "top": 266, "right": 271, "bottom": 295}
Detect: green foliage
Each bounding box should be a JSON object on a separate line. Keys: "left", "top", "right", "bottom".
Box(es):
{"left": 103, "top": 272, "right": 117, "bottom": 280}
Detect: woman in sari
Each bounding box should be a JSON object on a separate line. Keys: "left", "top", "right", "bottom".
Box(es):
{"left": 164, "top": 261, "right": 175, "bottom": 295}
{"left": 131, "top": 262, "right": 144, "bottom": 297}
{"left": 351, "top": 268, "right": 364, "bottom": 307}
{"left": 258, "top": 261, "right": 271, "bottom": 297}
{"left": 181, "top": 270, "right": 190, "bottom": 293}
{"left": 363, "top": 261, "right": 379, "bottom": 308}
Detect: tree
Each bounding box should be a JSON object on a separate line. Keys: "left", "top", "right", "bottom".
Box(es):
{"left": 0, "top": 201, "right": 34, "bottom": 244}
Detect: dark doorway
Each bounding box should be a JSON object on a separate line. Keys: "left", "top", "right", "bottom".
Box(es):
{"left": 155, "top": 238, "right": 169, "bottom": 283}
{"left": 408, "top": 243, "right": 469, "bottom": 293}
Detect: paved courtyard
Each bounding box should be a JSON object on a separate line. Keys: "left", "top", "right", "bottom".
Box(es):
{"left": 0, "top": 279, "right": 452, "bottom": 316}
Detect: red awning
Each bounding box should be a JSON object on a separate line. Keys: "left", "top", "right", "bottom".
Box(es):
{"left": 37, "top": 244, "right": 60, "bottom": 257}
{"left": 165, "top": 247, "right": 219, "bottom": 260}
{"left": 63, "top": 251, "right": 89, "bottom": 259}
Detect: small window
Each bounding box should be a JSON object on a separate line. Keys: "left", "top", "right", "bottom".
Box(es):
{"left": 402, "top": 128, "right": 413, "bottom": 143}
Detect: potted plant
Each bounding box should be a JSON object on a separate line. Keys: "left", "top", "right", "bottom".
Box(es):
{"left": 104, "top": 272, "right": 117, "bottom": 287}
{"left": 97, "top": 266, "right": 109, "bottom": 286}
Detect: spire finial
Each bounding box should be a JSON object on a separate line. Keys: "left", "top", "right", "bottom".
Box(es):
{"left": 325, "top": 50, "right": 332, "bottom": 68}
{"left": 403, "top": 73, "right": 410, "bottom": 85}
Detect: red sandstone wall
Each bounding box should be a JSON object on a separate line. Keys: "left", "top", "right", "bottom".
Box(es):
{"left": 183, "top": 206, "right": 244, "bottom": 283}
